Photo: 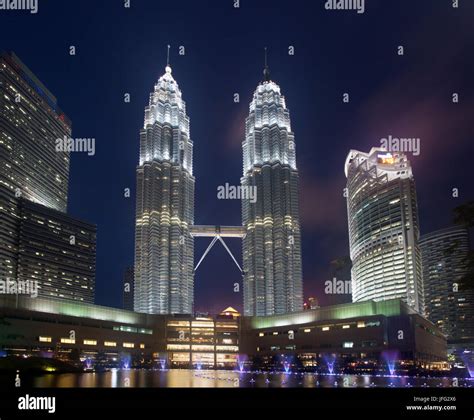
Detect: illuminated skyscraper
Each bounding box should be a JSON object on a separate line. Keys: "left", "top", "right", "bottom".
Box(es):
{"left": 0, "top": 52, "right": 71, "bottom": 284}
{"left": 0, "top": 52, "right": 71, "bottom": 212}
{"left": 420, "top": 226, "right": 474, "bottom": 343}
{"left": 241, "top": 60, "right": 303, "bottom": 316}
{"left": 0, "top": 52, "right": 96, "bottom": 302}
{"left": 344, "top": 148, "right": 423, "bottom": 313}
{"left": 134, "top": 56, "right": 195, "bottom": 314}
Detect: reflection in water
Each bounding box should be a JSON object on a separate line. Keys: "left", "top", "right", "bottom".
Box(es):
{"left": 30, "top": 370, "right": 473, "bottom": 388}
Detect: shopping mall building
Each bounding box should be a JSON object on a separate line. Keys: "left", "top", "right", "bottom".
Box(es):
{"left": 0, "top": 296, "right": 447, "bottom": 372}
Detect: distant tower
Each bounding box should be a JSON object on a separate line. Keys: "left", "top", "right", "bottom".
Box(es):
{"left": 241, "top": 50, "right": 303, "bottom": 316}
{"left": 134, "top": 47, "right": 195, "bottom": 314}
{"left": 420, "top": 226, "right": 474, "bottom": 342}
{"left": 344, "top": 148, "right": 423, "bottom": 313}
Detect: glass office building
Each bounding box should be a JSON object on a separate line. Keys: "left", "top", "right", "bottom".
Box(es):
{"left": 420, "top": 226, "right": 474, "bottom": 343}
{"left": 134, "top": 63, "right": 195, "bottom": 314}
{"left": 344, "top": 148, "right": 423, "bottom": 313}
{"left": 241, "top": 64, "right": 303, "bottom": 316}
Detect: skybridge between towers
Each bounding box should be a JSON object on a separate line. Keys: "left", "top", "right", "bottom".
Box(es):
{"left": 190, "top": 225, "right": 246, "bottom": 274}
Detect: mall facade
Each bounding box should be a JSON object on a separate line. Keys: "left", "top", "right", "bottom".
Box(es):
{"left": 0, "top": 296, "right": 447, "bottom": 372}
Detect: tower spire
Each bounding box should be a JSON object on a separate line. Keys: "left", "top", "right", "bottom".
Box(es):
{"left": 165, "top": 45, "right": 172, "bottom": 74}
{"left": 263, "top": 47, "right": 270, "bottom": 82}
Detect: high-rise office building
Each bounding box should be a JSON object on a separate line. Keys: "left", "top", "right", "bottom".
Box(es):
{"left": 0, "top": 52, "right": 96, "bottom": 303}
{"left": 344, "top": 148, "right": 423, "bottom": 313}
{"left": 16, "top": 199, "right": 96, "bottom": 303}
{"left": 0, "top": 52, "right": 71, "bottom": 212}
{"left": 241, "top": 62, "right": 303, "bottom": 316}
{"left": 134, "top": 61, "right": 195, "bottom": 314}
{"left": 0, "top": 52, "right": 71, "bottom": 284}
{"left": 419, "top": 226, "right": 474, "bottom": 343}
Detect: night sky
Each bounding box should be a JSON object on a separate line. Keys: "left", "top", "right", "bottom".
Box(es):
{"left": 1, "top": 0, "right": 473, "bottom": 313}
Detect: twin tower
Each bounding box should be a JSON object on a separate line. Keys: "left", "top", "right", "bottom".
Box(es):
{"left": 133, "top": 55, "right": 303, "bottom": 317}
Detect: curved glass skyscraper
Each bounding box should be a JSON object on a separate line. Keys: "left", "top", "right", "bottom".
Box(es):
{"left": 344, "top": 147, "right": 423, "bottom": 313}
{"left": 134, "top": 63, "right": 195, "bottom": 314}
{"left": 241, "top": 65, "right": 303, "bottom": 316}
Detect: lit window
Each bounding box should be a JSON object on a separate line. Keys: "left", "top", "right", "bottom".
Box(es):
{"left": 123, "top": 342, "right": 134, "bottom": 348}
{"left": 322, "top": 327, "right": 330, "bottom": 332}
{"left": 140, "top": 344, "right": 145, "bottom": 349}
{"left": 104, "top": 341, "right": 117, "bottom": 347}
{"left": 304, "top": 329, "right": 311, "bottom": 333}
{"left": 259, "top": 333, "right": 264, "bottom": 337}
{"left": 39, "top": 336, "right": 52, "bottom": 343}
{"left": 343, "top": 342, "right": 354, "bottom": 348}
{"left": 357, "top": 322, "right": 365, "bottom": 328}
{"left": 342, "top": 325, "right": 350, "bottom": 329}
{"left": 83, "top": 339, "right": 97, "bottom": 346}
{"left": 273, "top": 332, "right": 278, "bottom": 336}
{"left": 60, "top": 338, "right": 75, "bottom": 344}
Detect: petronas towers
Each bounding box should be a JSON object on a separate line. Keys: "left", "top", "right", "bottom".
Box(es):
{"left": 134, "top": 63, "right": 195, "bottom": 314}
{"left": 134, "top": 52, "right": 303, "bottom": 316}
{"left": 242, "top": 66, "right": 303, "bottom": 316}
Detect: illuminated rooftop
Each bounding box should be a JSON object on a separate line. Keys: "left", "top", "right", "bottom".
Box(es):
{"left": 0, "top": 295, "right": 147, "bottom": 325}
{"left": 249, "top": 299, "right": 416, "bottom": 329}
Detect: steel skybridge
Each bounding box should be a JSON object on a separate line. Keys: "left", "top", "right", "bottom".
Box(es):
{"left": 190, "top": 225, "right": 245, "bottom": 273}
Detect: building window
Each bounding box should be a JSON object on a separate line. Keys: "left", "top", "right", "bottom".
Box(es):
{"left": 123, "top": 342, "right": 134, "bottom": 348}
{"left": 104, "top": 341, "right": 117, "bottom": 347}
{"left": 322, "top": 327, "right": 330, "bottom": 332}
{"left": 357, "top": 322, "right": 365, "bottom": 328}
{"left": 60, "top": 338, "right": 75, "bottom": 344}
{"left": 140, "top": 344, "right": 145, "bottom": 349}
{"left": 258, "top": 332, "right": 264, "bottom": 337}
{"left": 303, "top": 329, "right": 311, "bottom": 333}
{"left": 83, "top": 340, "right": 97, "bottom": 346}
{"left": 342, "top": 325, "right": 350, "bottom": 329}
{"left": 167, "top": 344, "right": 190, "bottom": 351}
{"left": 272, "top": 332, "right": 278, "bottom": 335}
{"left": 343, "top": 342, "right": 354, "bottom": 348}
{"left": 38, "top": 336, "right": 52, "bottom": 343}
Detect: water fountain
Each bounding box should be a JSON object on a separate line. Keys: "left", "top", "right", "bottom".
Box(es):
{"left": 121, "top": 355, "right": 131, "bottom": 370}
{"left": 323, "top": 354, "right": 337, "bottom": 375}
{"left": 84, "top": 358, "right": 93, "bottom": 371}
{"left": 381, "top": 350, "right": 399, "bottom": 376}
{"left": 236, "top": 354, "right": 247, "bottom": 373}
{"left": 460, "top": 352, "right": 474, "bottom": 379}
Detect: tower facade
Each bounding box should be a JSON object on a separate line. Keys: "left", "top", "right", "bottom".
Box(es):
{"left": 134, "top": 63, "right": 195, "bottom": 314}
{"left": 0, "top": 52, "right": 71, "bottom": 283}
{"left": 0, "top": 52, "right": 71, "bottom": 212}
{"left": 420, "top": 226, "right": 474, "bottom": 342}
{"left": 344, "top": 148, "right": 423, "bottom": 313}
{"left": 241, "top": 66, "right": 303, "bottom": 316}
